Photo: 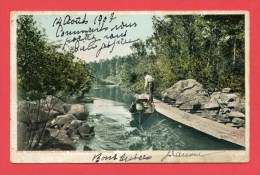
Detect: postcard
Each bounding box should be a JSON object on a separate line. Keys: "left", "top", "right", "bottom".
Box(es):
{"left": 10, "top": 11, "right": 249, "bottom": 163}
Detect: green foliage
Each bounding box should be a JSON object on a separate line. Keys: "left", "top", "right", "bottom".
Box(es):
{"left": 90, "top": 15, "right": 245, "bottom": 95}
{"left": 17, "top": 15, "right": 92, "bottom": 101}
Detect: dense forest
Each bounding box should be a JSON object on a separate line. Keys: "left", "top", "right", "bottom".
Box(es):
{"left": 90, "top": 15, "right": 245, "bottom": 95}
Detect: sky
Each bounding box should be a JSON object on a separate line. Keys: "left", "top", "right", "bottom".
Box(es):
{"left": 33, "top": 12, "right": 164, "bottom": 62}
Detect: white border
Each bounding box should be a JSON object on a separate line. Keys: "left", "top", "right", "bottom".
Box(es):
{"left": 10, "top": 11, "right": 250, "bottom": 163}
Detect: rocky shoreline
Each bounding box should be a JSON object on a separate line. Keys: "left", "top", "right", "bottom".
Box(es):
{"left": 17, "top": 99, "right": 94, "bottom": 151}
{"left": 160, "top": 79, "right": 246, "bottom": 128}
{"left": 17, "top": 79, "right": 246, "bottom": 150}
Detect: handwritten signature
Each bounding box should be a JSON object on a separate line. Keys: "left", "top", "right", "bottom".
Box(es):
{"left": 52, "top": 12, "right": 140, "bottom": 58}
{"left": 92, "top": 152, "right": 152, "bottom": 163}
{"left": 161, "top": 150, "right": 224, "bottom": 162}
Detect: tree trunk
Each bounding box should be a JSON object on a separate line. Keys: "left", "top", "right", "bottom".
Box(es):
{"left": 233, "top": 39, "right": 236, "bottom": 64}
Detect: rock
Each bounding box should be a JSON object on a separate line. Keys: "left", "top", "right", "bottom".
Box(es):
{"left": 234, "top": 102, "right": 246, "bottom": 114}
{"left": 49, "top": 110, "right": 60, "bottom": 119}
{"left": 71, "top": 120, "right": 83, "bottom": 128}
{"left": 209, "top": 110, "right": 218, "bottom": 118}
{"left": 201, "top": 110, "right": 218, "bottom": 119}
{"left": 162, "top": 79, "right": 205, "bottom": 99}
{"left": 217, "top": 115, "right": 231, "bottom": 123}
{"left": 47, "top": 128, "right": 61, "bottom": 137}
{"left": 67, "top": 128, "right": 81, "bottom": 140}
{"left": 62, "top": 122, "right": 74, "bottom": 130}
{"left": 162, "top": 96, "right": 175, "bottom": 104}
{"left": 18, "top": 101, "right": 50, "bottom": 124}
{"left": 67, "top": 104, "right": 89, "bottom": 120}
{"left": 219, "top": 108, "right": 231, "bottom": 114}
{"left": 222, "top": 93, "right": 239, "bottom": 104}
{"left": 232, "top": 117, "right": 245, "bottom": 126}
{"left": 228, "top": 111, "right": 245, "bottom": 118}
{"left": 54, "top": 114, "right": 77, "bottom": 126}
{"left": 45, "top": 96, "right": 67, "bottom": 114}
{"left": 41, "top": 129, "right": 76, "bottom": 150}
{"left": 83, "top": 146, "right": 92, "bottom": 151}
{"left": 63, "top": 104, "right": 72, "bottom": 113}
{"left": 179, "top": 100, "right": 202, "bottom": 111}
{"left": 175, "top": 100, "right": 184, "bottom": 106}
{"left": 222, "top": 88, "right": 232, "bottom": 93}
{"left": 162, "top": 79, "right": 209, "bottom": 110}
{"left": 77, "top": 125, "right": 93, "bottom": 137}
{"left": 204, "top": 98, "right": 220, "bottom": 110}
{"left": 210, "top": 92, "right": 239, "bottom": 106}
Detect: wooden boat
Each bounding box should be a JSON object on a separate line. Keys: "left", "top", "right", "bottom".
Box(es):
{"left": 129, "top": 97, "right": 155, "bottom": 127}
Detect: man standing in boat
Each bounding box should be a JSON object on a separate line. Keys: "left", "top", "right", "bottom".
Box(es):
{"left": 144, "top": 72, "right": 154, "bottom": 103}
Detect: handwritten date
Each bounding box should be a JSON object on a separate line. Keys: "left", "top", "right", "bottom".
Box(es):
{"left": 52, "top": 12, "right": 140, "bottom": 58}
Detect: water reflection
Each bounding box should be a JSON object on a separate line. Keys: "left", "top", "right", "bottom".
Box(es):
{"left": 90, "top": 85, "right": 136, "bottom": 105}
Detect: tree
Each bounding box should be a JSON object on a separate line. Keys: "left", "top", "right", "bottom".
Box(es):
{"left": 89, "top": 14, "right": 245, "bottom": 95}
{"left": 17, "top": 15, "right": 92, "bottom": 150}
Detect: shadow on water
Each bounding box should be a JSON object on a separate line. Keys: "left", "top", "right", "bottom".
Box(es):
{"left": 76, "top": 85, "right": 244, "bottom": 151}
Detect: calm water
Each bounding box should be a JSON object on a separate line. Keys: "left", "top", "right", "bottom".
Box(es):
{"left": 76, "top": 85, "right": 244, "bottom": 150}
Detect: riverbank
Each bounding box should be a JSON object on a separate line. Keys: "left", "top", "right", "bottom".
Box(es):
{"left": 17, "top": 97, "right": 95, "bottom": 150}
{"left": 104, "top": 78, "right": 246, "bottom": 130}
{"left": 139, "top": 79, "right": 246, "bottom": 147}
{"left": 160, "top": 79, "right": 246, "bottom": 128}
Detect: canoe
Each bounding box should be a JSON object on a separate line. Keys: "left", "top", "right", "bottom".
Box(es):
{"left": 129, "top": 97, "right": 155, "bottom": 127}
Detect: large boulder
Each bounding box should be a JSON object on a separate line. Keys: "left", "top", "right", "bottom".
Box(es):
{"left": 42, "top": 129, "right": 76, "bottom": 150}
{"left": 44, "top": 96, "right": 67, "bottom": 114}
{"left": 77, "top": 125, "right": 94, "bottom": 137}
{"left": 162, "top": 79, "right": 209, "bottom": 110}
{"left": 63, "top": 104, "right": 72, "bottom": 113}
{"left": 53, "top": 114, "right": 77, "bottom": 126}
{"left": 67, "top": 128, "right": 81, "bottom": 140}
{"left": 67, "top": 104, "right": 89, "bottom": 120}
{"left": 71, "top": 120, "right": 83, "bottom": 128}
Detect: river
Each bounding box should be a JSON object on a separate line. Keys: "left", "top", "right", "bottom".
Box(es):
{"left": 76, "top": 85, "right": 244, "bottom": 151}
